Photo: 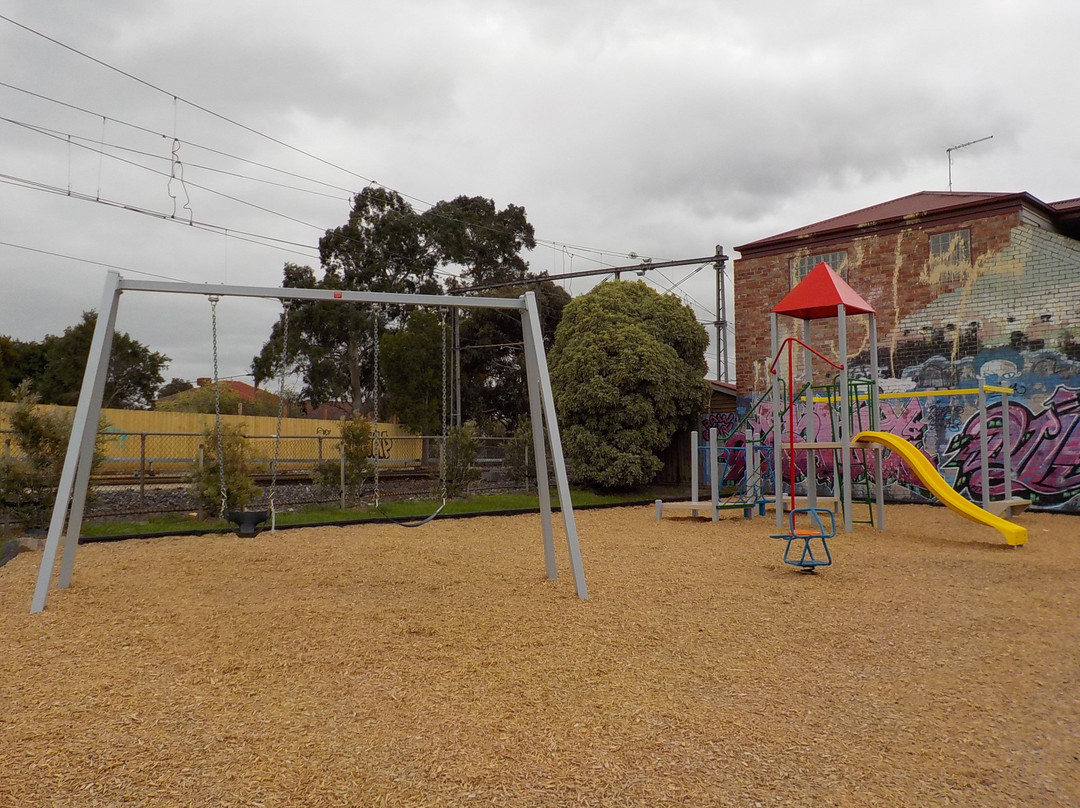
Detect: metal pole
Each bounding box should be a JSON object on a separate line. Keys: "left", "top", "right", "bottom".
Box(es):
{"left": 838, "top": 305, "right": 853, "bottom": 532}
{"left": 453, "top": 308, "right": 462, "bottom": 428}
{"left": 869, "top": 313, "right": 885, "bottom": 530}
{"left": 690, "top": 430, "right": 699, "bottom": 512}
{"left": 771, "top": 313, "right": 784, "bottom": 526}
{"left": 979, "top": 378, "right": 990, "bottom": 511}
{"left": 521, "top": 291, "right": 587, "bottom": 599}
{"left": 32, "top": 271, "right": 122, "bottom": 612}
{"left": 1002, "top": 388, "right": 1013, "bottom": 505}
{"left": 709, "top": 427, "right": 719, "bottom": 522}
{"left": 803, "top": 319, "right": 816, "bottom": 510}
{"left": 139, "top": 433, "right": 147, "bottom": 511}
{"left": 714, "top": 245, "right": 730, "bottom": 383}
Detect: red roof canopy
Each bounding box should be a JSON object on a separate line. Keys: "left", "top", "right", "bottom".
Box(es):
{"left": 771, "top": 262, "right": 875, "bottom": 320}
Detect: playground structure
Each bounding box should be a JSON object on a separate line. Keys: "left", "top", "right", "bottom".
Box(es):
{"left": 29, "top": 272, "right": 589, "bottom": 613}
{"left": 657, "top": 262, "right": 1030, "bottom": 548}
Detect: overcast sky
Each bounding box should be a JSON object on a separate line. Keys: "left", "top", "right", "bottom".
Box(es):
{"left": 2, "top": 0, "right": 1078, "bottom": 388}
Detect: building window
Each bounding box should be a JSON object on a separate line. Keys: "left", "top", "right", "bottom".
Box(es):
{"left": 790, "top": 250, "right": 847, "bottom": 285}
{"left": 929, "top": 229, "right": 970, "bottom": 266}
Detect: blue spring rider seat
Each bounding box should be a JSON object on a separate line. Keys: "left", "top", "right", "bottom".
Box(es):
{"left": 771, "top": 507, "right": 835, "bottom": 572}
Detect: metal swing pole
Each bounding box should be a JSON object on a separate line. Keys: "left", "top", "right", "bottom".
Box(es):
{"left": 31, "top": 272, "right": 122, "bottom": 613}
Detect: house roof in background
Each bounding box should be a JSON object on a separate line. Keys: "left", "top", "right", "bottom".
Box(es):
{"left": 736, "top": 190, "right": 1075, "bottom": 256}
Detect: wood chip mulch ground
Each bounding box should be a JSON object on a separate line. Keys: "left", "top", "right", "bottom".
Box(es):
{"left": 1, "top": 504, "right": 1078, "bottom": 807}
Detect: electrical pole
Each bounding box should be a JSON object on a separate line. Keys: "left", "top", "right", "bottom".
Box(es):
{"left": 713, "top": 245, "right": 731, "bottom": 383}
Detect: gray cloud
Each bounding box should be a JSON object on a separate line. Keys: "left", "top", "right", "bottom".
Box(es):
{"left": 1, "top": 0, "right": 1078, "bottom": 384}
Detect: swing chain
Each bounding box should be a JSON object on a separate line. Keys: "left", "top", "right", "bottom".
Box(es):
{"left": 208, "top": 295, "right": 227, "bottom": 519}
{"left": 269, "top": 300, "right": 291, "bottom": 521}
{"left": 371, "top": 305, "right": 380, "bottom": 509}
{"left": 440, "top": 307, "right": 448, "bottom": 503}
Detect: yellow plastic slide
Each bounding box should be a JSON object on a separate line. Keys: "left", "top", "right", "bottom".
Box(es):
{"left": 852, "top": 431, "right": 1027, "bottom": 546}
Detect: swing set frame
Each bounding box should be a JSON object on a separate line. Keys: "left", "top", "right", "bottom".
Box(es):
{"left": 29, "top": 272, "right": 588, "bottom": 613}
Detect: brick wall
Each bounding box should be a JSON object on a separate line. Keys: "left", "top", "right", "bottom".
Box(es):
{"left": 733, "top": 211, "right": 1080, "bottom": 510}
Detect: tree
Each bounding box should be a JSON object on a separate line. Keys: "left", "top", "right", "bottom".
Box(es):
{"left": 548, "top": 280, "right": 711, "bottom": 489}
{"left": 158, "top": 377, "right": 194, "bottom": 398}
{"left": 422, "top": 195, "right": 536, "bottom": 287}
{"left": 0, "top": 336, "right": 17, "bottom": 400}
{"left": 253, "top": 189, "right": 541, "bottom": 418}
{"left": 379, "top": 309, "right": 444, "bottom": 435}
{"left": 0, "top": 384, "right": 106, "bottom": 528}
{"left": 155, "top": 384, "right": 241, "bottom": 415}
{"left": 27, "top": 312, "right": 168, "bottom": 409}
{"left": 455, "top": 278, "right": 570, "bottom": 430}
{"left": 253, "top": 187, "right": 441, "bottom": 413}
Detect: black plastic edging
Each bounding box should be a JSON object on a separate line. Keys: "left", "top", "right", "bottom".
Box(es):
{"left": 76, "top": 499, "right": 660, "bottom": 545}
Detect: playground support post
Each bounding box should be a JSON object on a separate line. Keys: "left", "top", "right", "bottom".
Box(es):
{"left": 978, "top": 379, "right": 990, "bottom": 512}
{"left": 802, "top": 319, "right": 817, "bottom": 511}
{"left": 1001, "top": 388, "right": 1013, "bottom": 502}
{"left": 868, "top": 313, "right": 885, "bottom": 529}
{"left": 709, "top": 427, "right": 720, "bottom": 521}
{"left": 770, "top": 313, "right": 784, "bottom": 526}
{"left": 691, "top": 430, "right": 700, "bottom": 513}
{"left": 745, "top": 427, "right": 759, "bottom": 519}
{"left": 31, "top": 272, "right": 121, "bottom": 613}
{"left": 838, "top": 305, "right": 853, "bottom": 533}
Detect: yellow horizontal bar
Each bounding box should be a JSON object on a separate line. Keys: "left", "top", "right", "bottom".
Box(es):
{"left": 807, "top": 384, "right": 1014, "bottom": 404}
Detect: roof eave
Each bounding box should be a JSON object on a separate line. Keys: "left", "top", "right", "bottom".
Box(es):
{"left": 736, "top": 191, "right": 1052, "bottom": 258}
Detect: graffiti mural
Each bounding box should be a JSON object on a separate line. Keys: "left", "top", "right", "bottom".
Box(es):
{"left": 942, "top": 385, "right": 1080, "bottom": 507}
{"left": 730, "top": 383, "right": 1080, "bottom": 511}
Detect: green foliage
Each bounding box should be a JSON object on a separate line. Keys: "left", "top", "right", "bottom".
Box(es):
{"left": 444, "top": 421, "right": 482, "bottom": 498}
{"left": 157, "top": 384, "right": 242, "bottom": 415}
{"left": 0, "top": 336, "right": 17, "bottom": 401}
{"left": 155, "top": 382, "right": 292, "bottom": 416}
{"left": 504, "top": 420, "right": 538, "bottom": 486}
{"left": 548, "top": 281, "right": 711, "bottom": 489}
{"left": 157, "top": 377, "right": 194, "bottom": 398}
{"left": 455, "top": 279, "right": 570, "bottom": 430}
{"left": 0, "top": 384, "right": 106, "bottom": 529}
{"left": 190, "top": 424, "right": 260, "bottom": 515}
{"left": 30, "top": 311, "right": 169, "bottom": 409}
{"left": 312, "top": 417, "right": 375, "bottom": 504}
{"left": 422, "top": 195, "right": 536, "bottom": 287}
{"left": 379, "top": 310, "right": 444, "bottom": 435}
{"left": 252, "top": 190, "right": 543, "bottom": 423}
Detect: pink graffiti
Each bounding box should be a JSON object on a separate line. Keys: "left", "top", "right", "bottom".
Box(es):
{"left": 732, "top": 397, "right": 934, "bottom": 491}
{"left": 945, "top": 386, "right": 1080, "bottom": 502}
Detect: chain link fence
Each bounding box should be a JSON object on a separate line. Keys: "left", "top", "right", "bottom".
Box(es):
{"left": 2, "top": 428, "right": 519, "bottom": 521}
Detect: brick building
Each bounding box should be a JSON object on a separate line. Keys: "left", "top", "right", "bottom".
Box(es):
{"left": 733, "top": 190, "right": 1080, "bottom": 510}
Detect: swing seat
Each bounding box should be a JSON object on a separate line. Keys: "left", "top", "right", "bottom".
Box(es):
{"left": 226, "top": 509, "right": 270, "bottom": 537}
{"left": 770, "top": 507, "right": 834, "bottom": 572}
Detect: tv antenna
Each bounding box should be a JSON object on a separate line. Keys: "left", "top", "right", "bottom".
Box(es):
{"left": 947, "top": 135, "right": 993, "bottom": 191}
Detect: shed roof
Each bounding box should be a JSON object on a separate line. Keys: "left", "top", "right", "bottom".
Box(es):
{"left": 771, "top": 262, "right": 875, "bottom": 320}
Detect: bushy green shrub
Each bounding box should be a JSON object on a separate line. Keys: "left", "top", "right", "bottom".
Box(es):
{"left": 191, "top": 424, "right": 260, "bottom": 515}
{"left": 444, "top": 421, "right": 482, "bottom": 498}
{"left": 0, "top": 384, "right": 106, "bottom": 530}
{"left": 504, "top": 419, "right": 538, "bottom": 487}
{"left": 312, "top": 417, "right": 375, "bottom": 505}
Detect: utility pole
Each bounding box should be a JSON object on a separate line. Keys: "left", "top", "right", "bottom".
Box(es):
{"left": 713, "top": 245, "right": 731, "bottom": 383}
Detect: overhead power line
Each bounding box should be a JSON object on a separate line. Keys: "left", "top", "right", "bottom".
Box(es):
{"left": 0, "top": 15, "right": 651, "bottom": 263}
